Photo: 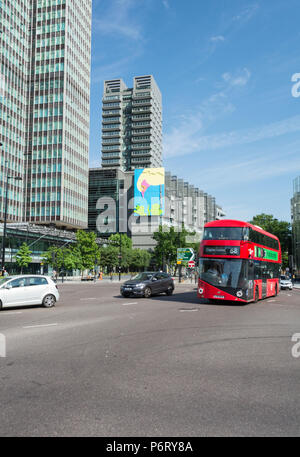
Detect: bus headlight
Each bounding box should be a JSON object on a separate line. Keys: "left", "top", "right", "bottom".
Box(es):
{"left": 199, "top": 288, "right": 204, "bottom": 294}
{"left": 236, "top": 290, "right": 243, "bottom": 297}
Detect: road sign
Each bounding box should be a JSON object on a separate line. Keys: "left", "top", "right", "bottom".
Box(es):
{"left": 177, "top": 248, "right": 195, "bottom": 262}
{"left": 188, "top": 261, "right": 195, "bottom": 268}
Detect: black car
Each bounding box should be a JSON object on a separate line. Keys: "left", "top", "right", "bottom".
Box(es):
{"left": 120, "top": 272, "right": 174, "bottom": 298}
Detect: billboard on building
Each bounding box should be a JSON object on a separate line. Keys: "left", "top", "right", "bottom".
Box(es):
{"left": 134, "top": 168, "right": 165, "bottom": 216}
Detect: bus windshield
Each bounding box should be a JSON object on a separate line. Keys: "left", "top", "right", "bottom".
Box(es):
{"left": 203, "top": 227, "right": 244, "bottom": 240}
{"left": 199, "top": 259, "right": 248, "bottom": 288}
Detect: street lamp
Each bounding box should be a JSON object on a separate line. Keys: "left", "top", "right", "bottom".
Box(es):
{"left": 118, "top": 232, "right": 122, "bottom": 281}
{"left": 1, "top": 154, "right": 22, "bottom": 272}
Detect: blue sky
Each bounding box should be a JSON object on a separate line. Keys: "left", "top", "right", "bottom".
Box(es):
{"left": 89, "top": 0, "right": 300, "bottom": 222}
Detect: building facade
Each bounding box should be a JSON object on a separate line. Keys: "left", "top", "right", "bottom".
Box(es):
{"left": 0, "top": 0, "right": 92, "bottom": 229}
{"left": 101, "top": 75, "right": 162, "bottom": 171}
{"left": 88, "top": 168, "right": 224, "bottom": 250}
{"left": 291, "top": 176, "right": 300, "bottom": 274}
{"left": 0, "top": 0, "right": 31, "bottom": 223}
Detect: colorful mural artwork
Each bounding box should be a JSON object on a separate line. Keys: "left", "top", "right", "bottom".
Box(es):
{"left": 134, "top": 168, "right": 165, "bottom": 216}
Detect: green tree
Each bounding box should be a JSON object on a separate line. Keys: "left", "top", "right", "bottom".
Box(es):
{"left": 74, "top": 230, "right": 100, "bottom": 276}
{"left": 99, "top": 245, "right": 119, "bottom": 272}
{"left": 129, "top": 249, "right": 151, "bottom": 271}
{"left": 42, "top": 245, "right": 82, "bottom": 273}
{"left": 15, "top": 243, "right": 32, "bottom": 274}
{"left": 108, "top": 234, "right": 134, "bottom": 272}
{"left": 108, "top": 233, "right": 132, "bottom": 249}
{"left": 152, "top": 225, "right": 196, "bottom": 271}
{"left": 250, "top": 214, "right": 291, "bottom": 269}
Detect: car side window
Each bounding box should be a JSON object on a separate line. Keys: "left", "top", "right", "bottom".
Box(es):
{"left": 10, "top": 278, "right": 26, "bottom": 288}
{"left": 154, "top": 273, "right": 163, "bottom": 280}
{"left": 26, "top": 277, "right": 48, "bottom": 286}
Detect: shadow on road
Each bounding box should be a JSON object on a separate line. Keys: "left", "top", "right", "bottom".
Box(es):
{"left": 114, "top": 290, "right": 244, "bottom": 307}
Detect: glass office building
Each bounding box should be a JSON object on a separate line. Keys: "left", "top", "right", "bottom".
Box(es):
{"left": 0, "top": 0, "right": 30, "bottom": 223}
{"left": 0, "top": 0, "right": 92, "bottom": 229}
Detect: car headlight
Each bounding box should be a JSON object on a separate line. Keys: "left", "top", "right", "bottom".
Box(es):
{"left": 135, "top": 283, "right": 144, "bottom": 288}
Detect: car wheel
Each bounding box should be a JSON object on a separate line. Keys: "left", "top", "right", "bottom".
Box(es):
{"left": 42, "top": 294, "right": 56, "bottom": 308}
{"left": 144, "top": 287, "right": 152, "bottom": 298}
{"left": 166, "top": 286, "right": 174, "bottom": 296}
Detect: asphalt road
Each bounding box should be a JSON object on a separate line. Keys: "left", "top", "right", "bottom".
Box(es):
{"left": 0, "top": 281, "right": 300, "bottom": 437}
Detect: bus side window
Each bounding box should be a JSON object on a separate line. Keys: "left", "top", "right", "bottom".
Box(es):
{"left": 254, "top": 262, "right": 260, "bottom": 279}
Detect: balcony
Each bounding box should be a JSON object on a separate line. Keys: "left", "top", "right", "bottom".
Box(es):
{"left": 101, "top": 146, "right": 121, "bottom": 153}
{"left": 102, "top": 123, "right": 121, "bottom": 129}
{"left": 131, "top": 151, "right": 151, "bottom": 157}
{"left": 131, "top": 106, "right": 152, "bottom": 115}
{"left": 131, "top": 136, "right": 151, "bottom": 143}
{"left": 102, "top": 109, "right": 121, "bottom": 117}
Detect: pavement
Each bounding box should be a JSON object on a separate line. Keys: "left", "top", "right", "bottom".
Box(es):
{"left": 0, "top": 282, "right": 300, "bottom": 437}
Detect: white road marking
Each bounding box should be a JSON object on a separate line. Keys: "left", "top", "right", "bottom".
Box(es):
{"left": 80, "top": 298, "right": 98, "bottom": 300}
{"left": 122, "top": 302, "right": 138, "bottom": 306}
{"left": 180, "top": 309, "right": 198, "bottom": 312}
{"left": 2, "top": 311, "right": 23, "bottom": 315}
{"left": 22, "top": 323, "right": 58, "bottom": 329}
{"left": 267, "top": 299, "right": 276, "bottom": 302}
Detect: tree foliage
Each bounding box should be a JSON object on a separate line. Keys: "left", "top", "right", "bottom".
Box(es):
{"left": 250, "top": 214, "right": 291, "bottom": 252}
{"left": 75, "top": 230, "right": 100, "bottom": 273}
{"left": 15, "top": 243, "right": 32, "bottom": 273}
{"left": 250, "top": 214, "right": 291, "bottom": 269}
{"left": 152, "top": 225, "right": 196, "bottom": 270}
{"left": 42, "top": 245, "right": 82, "bottom": 272}
{"left": 108, "top": 233, "right": 132, "bottom": 249}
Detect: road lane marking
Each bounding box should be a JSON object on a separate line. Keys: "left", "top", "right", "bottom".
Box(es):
{"left": 22, "top": 323, "right": 58, "bottom": 329}
{"left": 1, "top": 311, "right": 23, "bottom": 315}
{"left": 80, "top": 298, "right": 98, "bottom": 300}
{"left": 122, "top": 302, "right": 138, "bottom": 306}
{"left": 179, "top": 309, "right": 198, "bottom": 312}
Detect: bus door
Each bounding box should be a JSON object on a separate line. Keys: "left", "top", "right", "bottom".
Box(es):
{"left": 248, "top": 260, "right": 254, "bottom": 300}
{"left": 261, "top": 264, "right": 268, "bottom": 298}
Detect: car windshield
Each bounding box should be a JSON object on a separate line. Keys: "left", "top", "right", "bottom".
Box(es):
{"left": 199, "top": 259, "right": 248, "bottom": 288}
{"left": 280, "top": 276, "right": 289, "bottom": 281}
{"left": 131, "top": 272, "right": 154, "bottom": 281}
{"left": 0, "top": 277, "right": 12, "bottom": 286}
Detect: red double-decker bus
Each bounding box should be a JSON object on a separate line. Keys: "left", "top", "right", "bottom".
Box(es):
{"left": 197, "top": 219, "right": 281, "bottom": 303}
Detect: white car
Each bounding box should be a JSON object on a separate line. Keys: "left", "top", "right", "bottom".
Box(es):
{"left": 279, "top": 275, "right": 293, "bottom": 290}
{"left": 0, "top": 275, "right": 59, "bottom": 309}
